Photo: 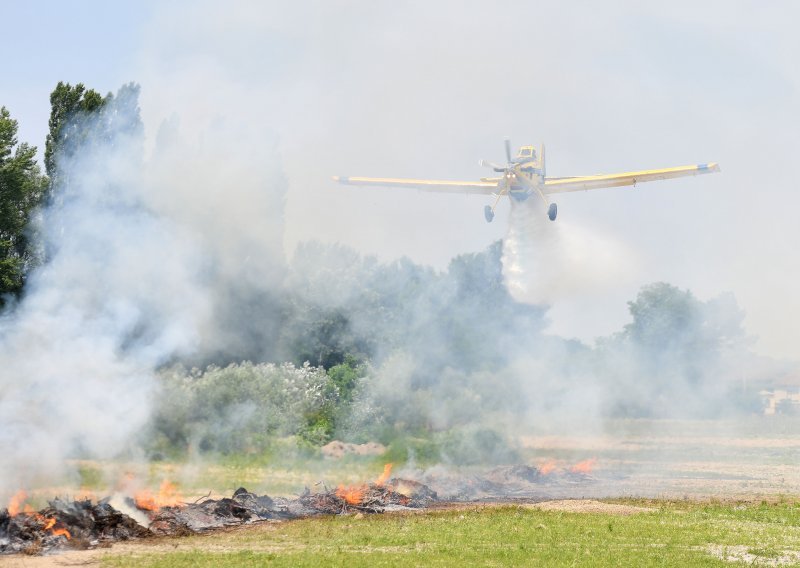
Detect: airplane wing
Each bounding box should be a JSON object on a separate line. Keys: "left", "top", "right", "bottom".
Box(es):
{"left": 333, "top": 176, "right": 497, "bottom": 195}
{"left": 543, "top": 163, "right": 720, "bottom": 195}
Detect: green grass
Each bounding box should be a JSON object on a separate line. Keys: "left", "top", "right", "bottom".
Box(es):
{"left": 100, "top": 501, "right": 800, "bottom": 567}
{"left": 76, "top": 462, "right": 105, "bottom": 489}
{"left": 57, "top": 453, "right": 387, "bottom": 501}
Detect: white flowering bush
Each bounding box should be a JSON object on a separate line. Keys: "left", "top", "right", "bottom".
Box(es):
{"left": 148, "top": 361, "right": 339, "bottom": 455}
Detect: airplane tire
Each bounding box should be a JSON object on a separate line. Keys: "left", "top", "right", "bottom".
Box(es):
{"left": 548, "top": 203, "right": 557, "bottom": 221}
{"left": 484, "top": 205, "right": 494, "bottom": 223}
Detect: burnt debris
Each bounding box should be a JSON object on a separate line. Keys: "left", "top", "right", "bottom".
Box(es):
{"left": 1, "top": 463, "right": 600, "bottom": 557}
{"left": 0, "top": 479, "right": 438, "bottom": 556}
{"left": 0, "top": 497, "right": 151, "bottom": 556}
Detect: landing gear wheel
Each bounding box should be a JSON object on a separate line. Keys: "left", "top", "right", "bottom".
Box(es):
{"left": 484, "top": 205, "right": 495, "bottom": 223}
{"left": 548, "top": 203, "right": 557, "bottom": 221}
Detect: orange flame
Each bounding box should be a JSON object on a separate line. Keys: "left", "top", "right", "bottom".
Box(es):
{"left": 134, "top": 480, "right": 183, "bottom": 511}
{"left": 6, "top": 490, "right": 70, "bottom": 539}
{"left": 335, "top": 485, "right": 366, "bottom": 505}
{"left": 50, "top": 526, "right": 72, "bottom": 539}
{"left": 7, "top": 490, "right": 27, "bottom": 516}
{"left": 375, "top": 463, "right": 393, "bottom": 487}
{"left": 38, "top": 516, "right": 71, "bottom": 540}
{"left": 569, "top": 458, "right": 597, "bottom": 474}
{"left": 335, "top": 463, "right": 394, "bottom": 505}
{"left": 539, "top": 460, "right": 557, "bottom": 475}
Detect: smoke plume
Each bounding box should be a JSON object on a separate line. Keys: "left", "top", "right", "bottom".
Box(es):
{"left": 0, "top": 84, "right": 287, "bottom": 498}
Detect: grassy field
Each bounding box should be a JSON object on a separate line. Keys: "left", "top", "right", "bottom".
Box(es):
{"left": 86, "top": 499, "right": 800, "bottom": 567}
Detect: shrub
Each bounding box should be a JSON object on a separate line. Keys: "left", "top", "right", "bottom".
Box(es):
{"left": 148, "top": 361, "right": 338, "bottom": 455}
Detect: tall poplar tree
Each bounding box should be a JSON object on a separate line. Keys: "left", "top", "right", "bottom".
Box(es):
{"left": 44, "top": 81, "right": 106, "bottom": 181}
{"left": 0, "top": 107, "right": 47, "bottom": 306}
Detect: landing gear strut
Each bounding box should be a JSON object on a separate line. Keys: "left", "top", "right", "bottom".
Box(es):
{"left": 548, "top": 203, "right": 557, "bottom": 221}
{"left": 484, "top": 205, "right": 495, "bottom": 223}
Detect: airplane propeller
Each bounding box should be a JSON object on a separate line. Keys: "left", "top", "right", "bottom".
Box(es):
{"left": 480, "top": 138, "right": 517, "bottom": 173}
{"left": 480, "top": 139, "right": 519, "bottom": 223}
{"left": 478, "top": 159, "right": 506, "bottom": 172}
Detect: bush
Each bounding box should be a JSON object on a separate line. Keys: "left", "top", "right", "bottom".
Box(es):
{"left": 148, "top": 361, "right": 339, "bottom": 455}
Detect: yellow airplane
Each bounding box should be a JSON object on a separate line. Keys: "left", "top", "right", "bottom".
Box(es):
{"left": 333, "top": 140, "right": 720, "bottom": 222}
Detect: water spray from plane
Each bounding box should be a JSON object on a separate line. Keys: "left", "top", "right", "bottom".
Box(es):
{"left": 501, "top": 200, "right": 636, "bottom": 307}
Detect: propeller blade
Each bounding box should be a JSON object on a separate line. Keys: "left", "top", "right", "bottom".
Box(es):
{"left": 540, "top": 143, "right": 546, "bottom": 178}
{"left": 504, "top": 138, "right": 512, "bottom": 163}
{"left": 479, "top": 159, "right": 506, "bottom": 172}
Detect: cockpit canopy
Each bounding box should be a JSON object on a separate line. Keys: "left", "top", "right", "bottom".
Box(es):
{"left": 516, "top": 146, "right": 537, "bottom": 161}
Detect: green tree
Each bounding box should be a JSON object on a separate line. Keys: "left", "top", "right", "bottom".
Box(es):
{"left": 439, "top": 240, "right": 545, "bottom": 371}
{"left": 280, "top": 239, "right": 547, "bottom": 373}
{"left": 623, "top": 282, "right": 745, "bottom": 383}
{"left": 624, "top": 283, "right": 703, "bottom": 353}
{"left": 599, "top": 282, "right": 749, "bottom": 418}
{"left": 327, "top": 354, "right": 367, "bottom": 403}
{"left": 0, "top": 107, "right": 47, "bottom": 306}
{"left": 44, "top": 82, "right": 106, "bottom": 180}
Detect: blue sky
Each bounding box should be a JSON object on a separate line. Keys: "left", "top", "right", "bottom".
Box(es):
{"left": 3, "top": 1, "right": 799, "bottom": 359}
{"left": 3, "top": 1, "right": 151, "bottom": 150}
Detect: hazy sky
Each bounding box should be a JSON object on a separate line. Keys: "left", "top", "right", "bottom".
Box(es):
{"left": 3, "top": 0, "right": 799, "bottom": 359}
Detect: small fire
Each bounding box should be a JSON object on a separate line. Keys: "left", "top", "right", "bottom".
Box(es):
{"left": 51, "top": 527, "right": 72, "bottom": 539}
{"left": 375, "top": 463, "right": 393, "bottom": 486}
{"left": 40, "top": 517, "right": 71, "bottom": 540}
{"left": 335, "top": 485, "right": 366, "bottom": 505}
{"left": 134, "top": 480, "right": 183, "bottom": 511}
{"left": 335, "top": 463, "right": 394, "bottom": 505}
{"left": 7, "top": 490, "right": 27, "bottom": 517}
{"left": 569, "top": 458, "right": 597, "bottom": 474}
{"left": 5, "top": 490, "right": 71, "bottom": 540}
{"left": 539, "top": 459, "right": 557, "bottom": 475}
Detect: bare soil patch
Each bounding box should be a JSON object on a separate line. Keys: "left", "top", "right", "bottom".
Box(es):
{"left": 706, "top": 544, "right": 800, "bottom": 566}
{"left": 526, "top": 499, "right": 654, "bottom": 515}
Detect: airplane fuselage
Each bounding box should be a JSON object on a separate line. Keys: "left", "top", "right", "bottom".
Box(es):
{"left": 503, "top": 156, "right": 553, "bottom": 215}
{"left": 507, "top": 161, "right": 543, "bottom": 202}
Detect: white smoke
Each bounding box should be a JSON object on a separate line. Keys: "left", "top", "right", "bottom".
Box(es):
{"left": 0, "top": 86, "right": 287, "bottom": 498}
